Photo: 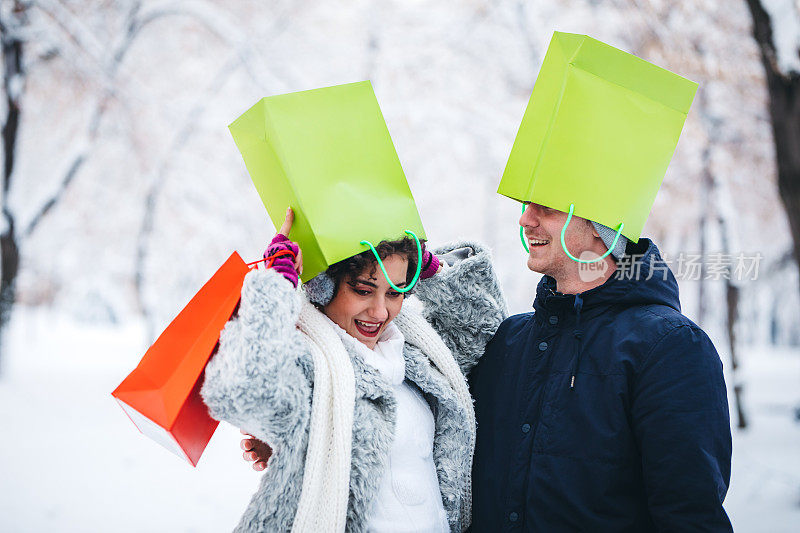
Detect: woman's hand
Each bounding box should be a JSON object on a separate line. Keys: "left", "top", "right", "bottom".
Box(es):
{"left": 264, "top": 208, "right": 303, "bottom": 287}
{"left": 420, "top": 242, "right": 441, "bottom": 279}
{"left": 240, "top": 429, "right": 273, "bottom": 471}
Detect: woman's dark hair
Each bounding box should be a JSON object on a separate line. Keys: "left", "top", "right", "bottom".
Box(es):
{"left": 326, "top": 237, "right": 422, "bottom": 295}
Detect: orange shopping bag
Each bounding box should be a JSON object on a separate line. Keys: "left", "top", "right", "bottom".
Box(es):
{"left": 112, "top": 252, "right": 252, "bottom": 466}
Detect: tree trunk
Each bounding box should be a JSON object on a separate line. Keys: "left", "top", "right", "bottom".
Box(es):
{"left": 696, "top": 77, "right": 749, "bottom": 429}
{"left": 725, "top": 281, "right": 748, "bottom": 428}
{"left": 697, "top": 142, "right": 711, "bottom": 324}
{"left": 745, "top": 0, "right": 800, "bottom": 301}
{"left": 0, "top": 5, "right": 24, "bottom": 367}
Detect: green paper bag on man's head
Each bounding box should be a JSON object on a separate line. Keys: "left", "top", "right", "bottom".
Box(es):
{"left": 229, "top": 81, "right": 425, "bottom": 282}
{"left": 498, "top": 31, "right": 699, "bottom": 242}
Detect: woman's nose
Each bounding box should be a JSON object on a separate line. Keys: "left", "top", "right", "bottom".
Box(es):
{"left": 368, "top": 298, "right": 389, "bottom": 321}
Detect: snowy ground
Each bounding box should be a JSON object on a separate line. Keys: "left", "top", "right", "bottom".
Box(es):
{"left": 724, "top": 344, "right": 800, "bottom": 532}
{"left": 0, "top": 306, "right": 798, "bottom": 532}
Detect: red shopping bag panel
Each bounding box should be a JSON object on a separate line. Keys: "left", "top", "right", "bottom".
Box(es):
{"left": 113, "top": 251, "right": 251, "bottom": 466}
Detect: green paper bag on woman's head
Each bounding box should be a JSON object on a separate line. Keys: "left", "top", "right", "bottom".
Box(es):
{"left": 498, "top": 31, "right": 699, "bottom": 242}
{"left": 229, "top": 81, "right": 426, "bottom": 282}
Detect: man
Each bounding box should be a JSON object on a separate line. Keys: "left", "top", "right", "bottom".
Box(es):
{"left": 468, "top": 203, "right": 732, "bottom": 531}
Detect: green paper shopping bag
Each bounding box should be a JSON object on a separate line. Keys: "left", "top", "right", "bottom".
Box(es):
{"left": 229, "top": 81, "right": 426, "bottom": 283}
{"left": 498, "top": 31, "right": 698, "bottom": 243}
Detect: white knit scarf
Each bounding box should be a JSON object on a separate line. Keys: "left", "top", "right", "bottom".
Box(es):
{"left": 293, "top": 301, "right": 356, "bottom": 533}
{"left": 293, "top": 298, "right": 476, "bottom": 532}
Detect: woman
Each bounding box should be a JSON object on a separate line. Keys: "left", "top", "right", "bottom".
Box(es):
{"left": 201, "top": 209, "right": 506, "bottom": 532}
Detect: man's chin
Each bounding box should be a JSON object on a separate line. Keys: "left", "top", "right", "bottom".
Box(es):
{"left": 527, "top": 255, "right": 548, "bottom": 274}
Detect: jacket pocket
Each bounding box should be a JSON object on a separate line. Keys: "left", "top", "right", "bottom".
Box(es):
{"left": 534, "top": 372, "right": 635, "bottom": 463}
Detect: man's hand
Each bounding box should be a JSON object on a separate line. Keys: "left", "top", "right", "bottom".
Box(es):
{"left": 240, "top": 429, "right": 272, "bottom": 472}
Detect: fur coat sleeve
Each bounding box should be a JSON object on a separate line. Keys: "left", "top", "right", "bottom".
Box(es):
{"left": 413, "top": 240, "right": 508, "bottom": 376}
{"left": 200, "top": 268, "right": 313, "bottom": 450}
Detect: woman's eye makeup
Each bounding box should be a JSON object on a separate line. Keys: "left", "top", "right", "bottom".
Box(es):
{"left": 346, "top": 279, "right": 404, "bottom": 298}
{"left": 347, "top": 280, "right": 373, "bottom": 296}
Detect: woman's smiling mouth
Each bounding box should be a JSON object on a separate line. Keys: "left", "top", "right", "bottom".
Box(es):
{"left": 354, "top": 319, "right": 383, "bottom": 337}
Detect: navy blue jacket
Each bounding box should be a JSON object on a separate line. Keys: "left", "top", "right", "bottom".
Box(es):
{"left": 469, "top": 239, "right": 732, "bottom": 532}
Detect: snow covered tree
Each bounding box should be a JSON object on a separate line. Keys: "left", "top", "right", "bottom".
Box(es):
{"left": 0, "top": 0, "right": 149, "bottom": 363}
{"left": 745, "top": 0, "right": 800, "bottom": 300}
{"left": 0, "top": 1, "right": 25, "bottom": 366}
{"left": 3, "top": 0, "right": 794, "bottom": 356}
{"left": 0, "top": 0, "right": 253, "bottom": 362}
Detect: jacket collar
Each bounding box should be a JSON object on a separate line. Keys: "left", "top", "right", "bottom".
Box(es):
{"left": 532, "top": 238, "right": 681, "bottom": 317}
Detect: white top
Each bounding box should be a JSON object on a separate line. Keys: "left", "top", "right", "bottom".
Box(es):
{"left": 326, "top": 317, "right": 449, "bottom": 533}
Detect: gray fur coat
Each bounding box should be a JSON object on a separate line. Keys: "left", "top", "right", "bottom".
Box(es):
{"left": 201, "top": 241, "right": 507, "bottom": 532}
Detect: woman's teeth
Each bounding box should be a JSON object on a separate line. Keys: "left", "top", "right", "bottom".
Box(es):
{"left": 355, "top": 319, "right": 382, "bottom": 336}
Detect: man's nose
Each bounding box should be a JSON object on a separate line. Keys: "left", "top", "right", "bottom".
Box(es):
{"left": 519, "top": 203, "right": 541, "bottom": 228}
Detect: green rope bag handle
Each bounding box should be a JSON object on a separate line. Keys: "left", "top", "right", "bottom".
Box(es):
{"left": 560, "top": 203, "right": 624, "bottom": 264}
{"left": 519, "top": 203, "right": 530, "bottom": 253}
{"left": 519, "top": 203, "right": 624, "bottom": 264}
{"left": 359, "top": 229, "right": 423, "bottom": 293}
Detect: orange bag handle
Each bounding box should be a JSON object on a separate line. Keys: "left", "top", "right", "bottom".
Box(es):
{"left": 246, "top": 249, "right": 295, "bottom": 270}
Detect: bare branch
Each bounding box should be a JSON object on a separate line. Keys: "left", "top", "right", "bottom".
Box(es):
{"left": 31, "top": 0, "right": 118, "bottom": 86}
{"left": 20, "top": 2, "right": 144, "bottom": 239}
{"left": 134, "top": 53, "right": 241, "bottom": 323}
{"left": 21, "top": 149, "right": 85, "bottom": 237}
{"left": 136, "top": 0, "right": 297, "bottom": 89}
{"left": 20, "top": 0, "right": 272, "bottom": 240}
